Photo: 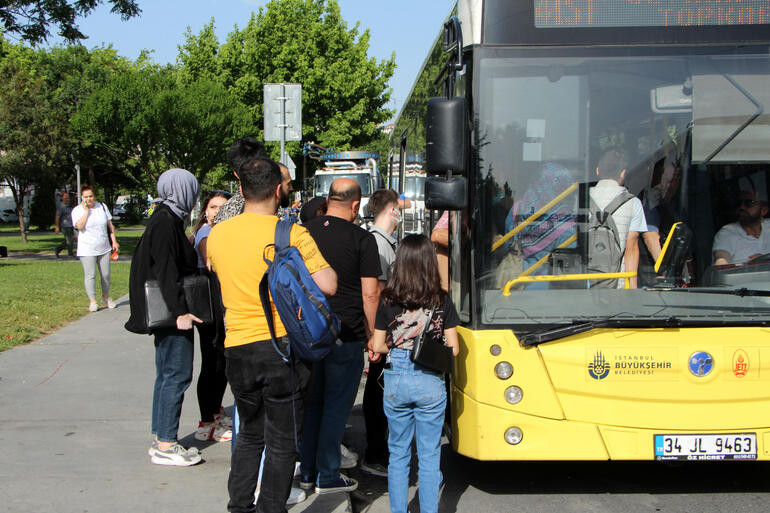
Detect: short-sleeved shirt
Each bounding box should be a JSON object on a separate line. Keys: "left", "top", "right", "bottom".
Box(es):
{"left": 207, "top": 212, "right": 329, "bottom": 348}
{"left": 304, "top": 215, "right": 381, "bottom": 342}
{"left": 71, "top": 202, "right": 112, "bottom": 256}
{"left": 57, "top": 202, "right": 73, "bottom": 229}
{"left": 193, "top": 223, "right": 212, "bottom": 269}
{"left": 375, "top": 294, "right": 460, "bottom": 351}
{"left": 369, "top": 225, "right": 397, "bottom": 282}
{"left": 712, "top": 219, "right": 770, "bottom": 265}
{"left": 589, "top": 180, "right": 647, "bottom": 254}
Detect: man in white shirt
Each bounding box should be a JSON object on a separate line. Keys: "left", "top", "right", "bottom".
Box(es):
{"left": 589, "top": 149, "right": 647, "bottom": 288}
{"left": 713, "top": 190, "right": 770, "bottom": 265}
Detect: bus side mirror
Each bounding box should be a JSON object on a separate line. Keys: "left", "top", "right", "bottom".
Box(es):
{"left": 425, "top": 176, "right": 467, "bottom": 211}
{"left": 426, "top": 97, "right": 467, "bottom": 175}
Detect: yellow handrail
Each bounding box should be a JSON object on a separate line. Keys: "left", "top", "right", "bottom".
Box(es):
{"left": 515, "top": 233, "right": 578, "bottom": 279}
{"left": 654, "top": 222, "right": 682, "bottom": 273}
{"left": 491, "top": 182, "right": 578, "bottom": 252}
{"left": 503, "top": 271, "right": 637, "bottom": 296}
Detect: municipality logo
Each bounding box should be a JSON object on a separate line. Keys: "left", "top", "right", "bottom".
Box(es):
{"left": 588, "top": 351, "right": 610, "bottom": 380}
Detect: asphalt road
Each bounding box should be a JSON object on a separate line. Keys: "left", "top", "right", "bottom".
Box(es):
{"left": 348, "top": 435, "right": 770, "bottom": 513}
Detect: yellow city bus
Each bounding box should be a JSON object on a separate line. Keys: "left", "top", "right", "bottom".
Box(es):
{"left": 390, "top": 0, "right": 770, "bottom": 461}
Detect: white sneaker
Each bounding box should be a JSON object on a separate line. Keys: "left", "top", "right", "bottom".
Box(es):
{"left": 215, "top": 411, "right": 233, "bottom": 429}
{"left": 106, "top": 297, "right": 116, "bottom": 309}
{"left": 150, "top": 443, "right": 201, "bottom": 466}
{"left": 340, "top": 444, "right": 358, "bottom": 469}
{"left": 340, "top": 452, "right": 357, "bottom": 469}
{"left": 255, "top": 485, "right": 306, "bottom": 505}
{"left": 194, "top": 421, "right": 232, "bottom": 442}
{"left": 341, "top": 443, "right": 358, "bottom": 460}
{"left": 88, "top": 302, "right": 98, "bottom": 312}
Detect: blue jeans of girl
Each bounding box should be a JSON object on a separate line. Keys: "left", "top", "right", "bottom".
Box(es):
{"left": 152, "top": 328, "right": 194, "bottom": 442}
{"left": 383, "top": 348, "right": 446, "bottom": 513}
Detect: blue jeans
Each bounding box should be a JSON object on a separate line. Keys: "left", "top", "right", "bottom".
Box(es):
{"left": 300, "top": 340, "right": 364, "bottom": 485}
{"left": 152, "top": 328, "right": 194, "bottom": 442}
{"left": 384, "top": 348, "right": 446, "bottom": 513}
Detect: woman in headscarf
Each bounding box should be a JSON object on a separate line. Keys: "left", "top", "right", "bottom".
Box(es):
{"left": 125, "top": 168, "right": 203, "bottom": 466}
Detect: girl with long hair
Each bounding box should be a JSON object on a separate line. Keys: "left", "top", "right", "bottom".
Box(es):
{"left": 371, "top": 234, "right": 460, "bottom": 513}
{"left": 191, "top": 190, "right": 233, "bottom": 442}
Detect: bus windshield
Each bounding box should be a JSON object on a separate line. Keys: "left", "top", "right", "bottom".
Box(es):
{"left": 315, "top": 173, "right": 372, "bottom": 197}
{"left": 473, "top": 46, "right": 770, "bottom": 329}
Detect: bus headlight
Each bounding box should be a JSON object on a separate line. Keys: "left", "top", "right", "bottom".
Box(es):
{"left": 504, "top": 386, "right": 523, "bottom": 404}
{"left": 504, "top": 427, "right": 523, "bottom": 445}
{"left": 490, "top": 344, "right": 502, "bottom": 356}
{"left": 495, "top": 361, "right": 514, "bottom": 380}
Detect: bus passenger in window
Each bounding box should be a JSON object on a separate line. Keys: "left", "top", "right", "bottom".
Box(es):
{"left": 589, "top": 149, "right": 647, "bottom": 289}
{"left": 713, "top": 190, "right": 770, "bottom": 265}
{"left": 504, "top": 162, "right": 577, "bottom": 289}
{"left": 638, "top": 157, "right": 681, "bottom": 286}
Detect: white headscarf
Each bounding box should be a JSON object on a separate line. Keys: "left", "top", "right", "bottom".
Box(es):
{"left": 157, "top": 168, "right": 200, "bottom": 219}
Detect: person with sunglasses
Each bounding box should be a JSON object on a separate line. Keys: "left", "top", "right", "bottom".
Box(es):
{"left": 713, "top": 190, "right": 770, "bottom": 265}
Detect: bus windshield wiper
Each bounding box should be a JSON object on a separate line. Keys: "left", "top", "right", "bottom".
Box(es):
{"left": 652, "top": 287, "right": 770, "bottom": 297}
{"left": 519, "top": 317, "right": 684, "bottom": 347}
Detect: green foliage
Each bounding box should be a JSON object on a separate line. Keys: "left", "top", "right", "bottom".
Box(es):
{"left": 0, "top": 1, "right": 140, "bottom": 45}
{"left": 1, "top": 0, "right": 396, "bottom": 233}
{"left": 179, "top": 0, "right": 395, "bottom": 163}
{"left": 123, "top": 194, "right": 148, "bottom": 225}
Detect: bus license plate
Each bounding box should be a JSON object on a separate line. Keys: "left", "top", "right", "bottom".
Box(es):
{"left": 654, "top": 433, "right": 757, "bottom": 461}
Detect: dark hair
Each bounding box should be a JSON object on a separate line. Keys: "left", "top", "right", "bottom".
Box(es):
{"left": 227, "top": 137, "right": 267, "bottom": 173}
{"left": 80, "top": 183, "right": 94, "bottom": 194}
{"left": 367, "top": 189, "right": 398, "bottom": 219}
{"left": 328, "top": 179, "right": 361, "bottom": 204}
{"left": 382, "top": 234, "right": 444, "bottom": 310}
{"left": 190, "top": 190, "right": 232, "bottom": 240}
{"left": 239, "top": 158, "right": 282, "bottom": 202}
{"left": 299, "top": 196, "right": 327, "bottom": 224}
{"left": 597, "top": 149, "right": 629, "bottom": 180}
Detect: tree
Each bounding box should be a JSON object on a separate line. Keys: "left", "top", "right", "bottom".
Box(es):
{"left": 179, "top": 0, "right": 396, "bottom": 177}
{"left": 74, "top": 64, "right": 254, "bottom": 191}
{"left": 0, "top": 43, "right": 72, "bottom": 241}
{"left": 0, "top": 1, "right": 140, "bottom": 45}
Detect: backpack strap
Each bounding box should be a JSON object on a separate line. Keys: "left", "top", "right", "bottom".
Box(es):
{"left": 369, "top": 226, "right": 397, "bottom": 252}
{"left": 274, "top": 218, "right": 292, "bottom": 253}
{"left": 603, "top": 191, "right": 635, "bottom": 217}
{"left": 260, "top": 224, "right": 290, "bottom": 363}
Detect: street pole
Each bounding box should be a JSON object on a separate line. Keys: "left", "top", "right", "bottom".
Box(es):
{"left": 75, "top": 163, "right": 81, "bottom": 203}
{"left": 280, "top": 83, "right": 287, "bottom": 165}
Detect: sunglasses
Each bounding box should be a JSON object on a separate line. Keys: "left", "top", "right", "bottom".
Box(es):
{"left": 739, "top": 199, "right": 760, "bottom": 208}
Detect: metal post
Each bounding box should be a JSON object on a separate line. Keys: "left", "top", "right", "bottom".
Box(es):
{"left": 75, "top": 164, "right": 81, "bottom": 203}
{"left": 280, "top": 84, "right": 287, "bottom": 165}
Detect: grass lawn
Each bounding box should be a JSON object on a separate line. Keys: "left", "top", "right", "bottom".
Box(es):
{"left": 0, "top": 259, "right": 130, "bottom": 351}
{"left": 0, "top": 224, "right": 145, "bottom": 256}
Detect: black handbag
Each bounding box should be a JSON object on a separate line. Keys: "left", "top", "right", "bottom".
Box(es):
{"left": 410, "top": 306, "right": 453, "bottom": 374}
{"left": 144, "top": 274, "right": 213, "bottom": 329}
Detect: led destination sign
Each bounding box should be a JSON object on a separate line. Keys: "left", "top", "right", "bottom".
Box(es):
{"left": 535, "top": 0, "right": 770, "bottom": 28}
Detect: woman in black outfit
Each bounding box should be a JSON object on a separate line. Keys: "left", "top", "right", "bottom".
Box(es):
{"left": 125, "top": 168, "right": 202, "bottom": 466}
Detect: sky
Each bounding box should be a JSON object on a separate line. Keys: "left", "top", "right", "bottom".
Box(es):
{"left": 46, "top": 0, "right": 454, "bottom": 121}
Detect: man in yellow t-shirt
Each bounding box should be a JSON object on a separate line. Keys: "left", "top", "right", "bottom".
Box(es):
{"left": 207, "top": 157, "right": 337, "bottom": 513}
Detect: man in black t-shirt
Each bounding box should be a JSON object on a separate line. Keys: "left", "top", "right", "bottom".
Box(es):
{"left": 299, "top": 178, "right": 381, "bottom": 494}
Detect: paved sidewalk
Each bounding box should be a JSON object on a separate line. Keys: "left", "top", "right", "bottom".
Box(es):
{"left": 0, "top": 297, "right": 355, "bottom": 513}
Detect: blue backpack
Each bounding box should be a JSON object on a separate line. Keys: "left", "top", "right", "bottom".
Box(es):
{"left": 259, "top": 219, "right": 340, "bottom": 362}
